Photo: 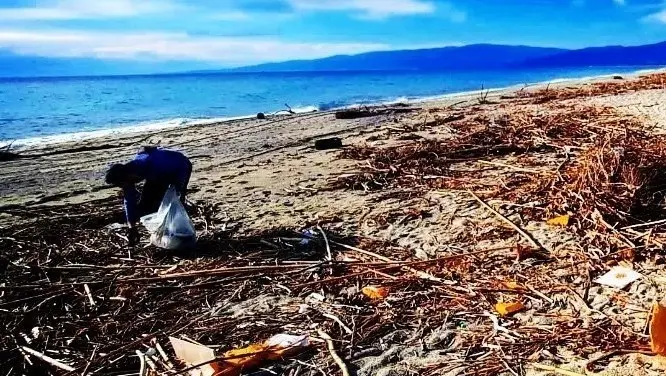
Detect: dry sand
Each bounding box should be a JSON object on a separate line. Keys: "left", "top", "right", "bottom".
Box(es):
{"left": 3, "top": 70, "right": 666, "bottom": 375}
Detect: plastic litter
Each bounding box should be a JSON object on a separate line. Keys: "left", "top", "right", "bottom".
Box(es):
{"left": 140, "top": 186, "right": 196, "bottom": 250}
{"left": 594, "top": 266, "right": 641, "bottom": 289}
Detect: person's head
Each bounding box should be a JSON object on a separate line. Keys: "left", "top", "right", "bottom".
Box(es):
{"left": 105, "top": 163, "right": 131, "bottom": 187}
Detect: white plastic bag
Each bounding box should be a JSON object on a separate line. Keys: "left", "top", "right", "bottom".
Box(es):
{"left": 140, "top": 186, "right": 196, "bottom": 250}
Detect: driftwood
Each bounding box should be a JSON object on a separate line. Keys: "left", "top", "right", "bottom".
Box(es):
{"left": 314, "top": 137, "right": 343, "bottom": 150}
{"left": 335, "top": 107, "right": 419, "bottom": 120}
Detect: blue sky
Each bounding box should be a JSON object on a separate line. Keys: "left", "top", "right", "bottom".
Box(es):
{"left": 1, "top": 0, "right": 666, "bottom": 68}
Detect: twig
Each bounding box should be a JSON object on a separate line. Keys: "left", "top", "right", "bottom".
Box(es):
{"left": 323, "top": 313, "right": 353, "bottom": 335}
{"left": 154, "top": 340, "right": 174, "bottom": 369}
{"left": 83, "top": 284, "right": 95, "bottom": 307}
{"left": 330, "top": 240, "right": 446, "bottom": 283}
{"left": 468, "top": 190, "right": 542, "bottom": 250}
{"left": 317, "top": 225, "right": 332, "bottom": 261}
{"left": 21, "top": 346, "right": 75, "bottom": 372}
{"left": 621, "top": 218, "right": 666, "bottom": 230}
{"left": 317, "top": 330, "right": 350, "bottom": 376}
{"left": 136, "top": 350, "right": 146, "bottom": 376}
{"left": 80, "top": 345, "right": 98, "bottom": 376}
{"left": 532, "top": 363, "right": 585, "bottom": 376}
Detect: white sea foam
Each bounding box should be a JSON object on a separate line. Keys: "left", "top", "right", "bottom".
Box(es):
{"left": 1, "top": 116, "right": 252, "bottom": 149}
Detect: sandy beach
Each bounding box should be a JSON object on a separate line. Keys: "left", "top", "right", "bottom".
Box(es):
{"left": 5, "top": 70, "right": 666, "bottom": 375}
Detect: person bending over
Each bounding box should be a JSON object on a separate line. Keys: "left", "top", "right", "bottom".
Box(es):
{"left": 105, "top": 146, "right": 192, "bottom": 245}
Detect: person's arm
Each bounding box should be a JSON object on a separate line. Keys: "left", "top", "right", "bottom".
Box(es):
{"left": 123, "top": 184, "right": 139, "bottom": 226}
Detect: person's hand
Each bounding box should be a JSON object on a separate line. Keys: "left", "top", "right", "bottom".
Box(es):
{"left": 128, "top": 226, "right": 140, "bottom": 246}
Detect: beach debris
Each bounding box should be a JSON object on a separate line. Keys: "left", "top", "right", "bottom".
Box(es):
{"left": 594, "top": 266, "right": 642, "bottom": 289}
{"left": 0, "top": 142, "right": 21, "bottom": 162}
{"left": 256, "top": 112, "right": 266, "bottom": 119}
{"left": 170, "top": 334, "right": 309, "bottom": 376}
{"left": 9, "top": 74, "right": 666, "bottom": 376}
{"left": 613, "top": 75, "right": 624, "bottom": 80}
{"left": 547, "top": 214, "right": 570, "bottom": 227}
{"left": 494, "top": 301, "right": 525, "bottom": 316}
{"left": 314, "top": 137, "right": 343, "bottom": 150}
{"left": 651, "top": 303, "right": 666, "bottom": 356}
{"left": 361, "top": 285, "right": 389, "bottom": 300}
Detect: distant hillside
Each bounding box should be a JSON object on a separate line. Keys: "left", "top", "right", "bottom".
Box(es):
{"left": 518, "top": 40, "right": 666, "bottom": 67}
{"left": 226, "top": 44, "right": 567, "bottom": 73}
{"left": 0, "top": 51, "right": 214, "bottom": 78}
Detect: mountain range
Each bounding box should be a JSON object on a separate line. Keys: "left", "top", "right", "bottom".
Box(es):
{"left": 2, "top": 41, "right": 666, "bottom": 78}
{"left": 228, "top": 41, "right": 666, "bottom": 73}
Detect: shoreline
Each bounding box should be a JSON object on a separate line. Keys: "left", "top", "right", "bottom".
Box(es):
{"left": 2, "top": 65, "right": 664, "bottom": 150}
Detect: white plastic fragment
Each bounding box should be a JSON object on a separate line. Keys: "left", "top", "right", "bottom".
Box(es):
{"left": 594, "top": 266, "right": 642, "bottom": 289}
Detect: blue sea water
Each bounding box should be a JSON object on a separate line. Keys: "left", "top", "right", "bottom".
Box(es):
{"left": 0, "top": 66, "right": 660, "bottom": 143}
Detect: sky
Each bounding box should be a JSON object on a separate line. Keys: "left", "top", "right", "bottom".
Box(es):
{"left": 2, "top": 0, "right": 666, "bottom": 69}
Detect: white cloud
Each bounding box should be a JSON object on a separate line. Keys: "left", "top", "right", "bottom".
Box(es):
{"left": 643, "top": 9, "right": 666, "bottom": 23}
{"left": 0, "top": 29, "right": 389, "bottom": 66}
{"left": 287, "top": 0, "right": 436, "bottom": 19}
{"left": 0, "top": 0, "right": 180, "bottom": 20}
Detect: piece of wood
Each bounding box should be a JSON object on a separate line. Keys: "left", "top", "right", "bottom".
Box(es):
{"left": 468, "top": 190, "right": 542, "bottom": 250}
{"left": 317, "top": 330, "right": 350, "bottom": 376}
{"left": 21, "top": 346, "right": 75, "bottom": 372}
{"left": 314, "top": 138, "right": 343, "bottom": 150}
{"left": 330, "top": 240, "right": 445, "bottom": 283}
{"left": 83, "top": 284, "right": 95, "bottom": 307}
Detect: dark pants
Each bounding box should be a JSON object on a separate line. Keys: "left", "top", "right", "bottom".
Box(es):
{"left": 137, "top": 162, "right": 192, "bottom": 217}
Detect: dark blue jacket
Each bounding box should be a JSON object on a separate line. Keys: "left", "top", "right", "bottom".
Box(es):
{"left": 123, "top": 148, "right": 191, "bottom": 223}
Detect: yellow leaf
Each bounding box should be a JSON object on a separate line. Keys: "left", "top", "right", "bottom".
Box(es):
{"left": 495, "top": 301, "right": 525, "bottom": 316}
{"left": 651, "top": 303, "right": 666, "bottom": 356}
{"left": 547, "top": 215, "right": 570, "bottom": 227}
{"left": 362, "top": 286, "right": 389, "bottom": 300}
{"left": 503, "top": 281, "right": 521, "bottom": 290}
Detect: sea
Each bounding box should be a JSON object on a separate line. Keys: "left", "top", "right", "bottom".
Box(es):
{"left": 0, "top": 66, "right": 661, "bottom": 146}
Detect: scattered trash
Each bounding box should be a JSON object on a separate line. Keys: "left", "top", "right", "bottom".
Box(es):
{"left": 594, "top": 266, "right": 642, "bottom": 289}
{"left": 362, "top": 286, "right": 389, "bottom": 300}
{"left": 314, "top": 137, "right": 343, "bottom": 150}
{"left": 257, "top": 112, "right": 266, "bottom": 120}
{"left": 613, "top": 75, "right": 624, "bottom": 80}
{"left": 494, "top": 301, "right": 525, "bottom": 316}
{"left": 651, "top": 303, "right": 666, "bottom": 356}
{"left": 171, "top": 334, "right": 309, "bottom": 376}
{"left": 547, "top": 214, "right": 570, "bottom": 227}
{"left": 140, "top": 186, "right": 197, "bottom": 250}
